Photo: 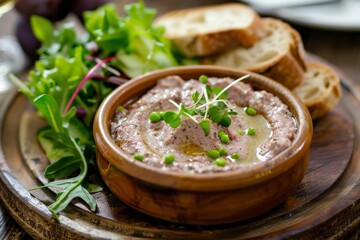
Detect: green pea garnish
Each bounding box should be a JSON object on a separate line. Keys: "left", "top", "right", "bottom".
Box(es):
{"left": 164, "top": 153, "right": 175, "bottom": 164}
{"left": 214, "top": 158, "right": 226, "bottom": 167}
{"left": 237, "top": 129, "right": 245, "bottom": 135}
{"left": 231, "top": 153, "right": 240, "bottom": 160}
{"left": 220, "top": 134, "right": 230, "bottom": 144}
{"left": 245, "top": 107, "right": 257, "bottom": 116}
{"left": 207, "top": 149, "right": 220, "bottom": 159}
{"left": 149, "top": 111, "right": 162, "bottom": 123}
{"left": 117, "top": 106, "right": 124, "bottom": 113}
{"left": 218, "top": 131, "right": 226, "bottom": 137}
{"left": 219, "top": 147, "right": 227, "bottom": 155}
{"left": 247, "top": 128, "right": 256, "bottom": 136}
{"left": 133, "top": 153, "right": 144, "bottom": 161}
{"left": 220, "top": 115, "right": 231, "bottom": 127}
{"left": 199, "top": 75, "right": 208, "bottom": 84}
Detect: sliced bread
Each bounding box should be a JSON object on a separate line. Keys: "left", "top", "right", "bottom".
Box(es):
{"left": 204, "top": 18, "right": 307, "bottom": 89}
{"left": 154, "top": 3, "right": 266, "bottom": 57}
{"left": 293, "top": 62, "right": 342, "bottom": 120}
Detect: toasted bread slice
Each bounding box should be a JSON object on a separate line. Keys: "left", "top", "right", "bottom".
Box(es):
{"left": 204, "top": 18, "right": 306, "bottom": 89}
{"left": 154, "top": 3, "right": 266, "bottom": 57}
{"left": 293, "top": 62, "right": 341, "bottom": 120}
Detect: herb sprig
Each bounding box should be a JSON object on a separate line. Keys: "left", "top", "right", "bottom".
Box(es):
{"left": 151, "top": 74, "right": 250, "bottom": 135}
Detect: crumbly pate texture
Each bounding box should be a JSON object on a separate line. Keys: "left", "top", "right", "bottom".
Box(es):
{"left": 111, "top": 76, "right": 297, "bottom": 173}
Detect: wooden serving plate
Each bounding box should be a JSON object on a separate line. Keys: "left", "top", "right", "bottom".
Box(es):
{"left": 0, "top": 58, "right": 360, "bottom": 239}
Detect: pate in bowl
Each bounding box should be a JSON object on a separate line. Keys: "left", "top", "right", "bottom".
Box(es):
{"left": 93, "top": 66, "right": 312, "bottom": 225}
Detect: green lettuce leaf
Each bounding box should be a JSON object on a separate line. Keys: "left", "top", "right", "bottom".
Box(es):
{"left": 10, "top": 1, "right": 185, "bottom": 220}
{"left": 32, "top": 94, "right": 98, "bottom": 219}
{"left": 84, "top": 2, "right": 178, "bottom": 78}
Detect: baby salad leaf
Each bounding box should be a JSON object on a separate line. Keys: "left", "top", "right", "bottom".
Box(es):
{"left": 124, "top": 1, "right": 156, "bottom": 28}
{"left": 34, "top": 94, "right": 64, "bottom": 133}
{"left": 85, "top": 2, "right": 178, "bottom": 78}
{"left": 37, "top": 128, "right": 75, "bottom": 163}
{"left": 25, "top": 17, "right": 110, "bottom": 123}
{"left": 31, "top": 16, "right": 54, "bottom": 46}
{"left": 84, "top": 4, "right": 128, "bottom": 54}
{"left": 44, "top": 156, "right": 82, "bottom": 180}
{"left": 49, "top": 184, "right": 97, "bottom": 217}
{"left": 87, "top": 184, "right": 103, "bottom": 193}
{"left": 33, "top": 94, "right": 98, "bottom": 219}
{"left": 11, "top": 1, "right": 184, "bottom": 220}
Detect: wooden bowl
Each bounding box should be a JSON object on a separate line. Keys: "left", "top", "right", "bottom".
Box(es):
{"left": 93, "top": 66, "right": 313, "bottom": 225}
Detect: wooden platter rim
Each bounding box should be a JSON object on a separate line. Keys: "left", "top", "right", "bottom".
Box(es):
{"left": 1, "top": 57, "right": 360, "bottom": 239}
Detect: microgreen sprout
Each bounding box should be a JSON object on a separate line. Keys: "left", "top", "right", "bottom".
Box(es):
{"left": 159, "top": 74, "right": 251, "bottom": 136}
{"left": 202, "top": 85, "right": 210, "bottom": 121}
{"left": 169, "top": 100, "right": 198, "bottom": 123}
{"left": 159, "top": 100, "right": 197, "bottom": 129}
{"left": 197, "top": 74, "right": 250, "bottom": 109}
{"left": 163, "top": 111, "right": 182, "bottom": 128}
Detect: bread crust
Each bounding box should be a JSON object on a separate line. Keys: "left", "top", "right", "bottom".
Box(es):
{"left": 247, "top": 19, "right": 306, "bottom": 89}
{"left": 259, "top": 52, "right": 305, "bottom": 89}
{"left": 289, "top": 27, "right": 307, "bottom": 71}
{"left": 154, "top": 3, "right": 266, "bottom": 57}
{"left": 203, "top": 18, "right": 307, "bottom": 89}
{"left": 293, "top": 62, "right": 342, "bottom": 120}
{"left": 156, "top": 5, "right": 339, "bottom": 119}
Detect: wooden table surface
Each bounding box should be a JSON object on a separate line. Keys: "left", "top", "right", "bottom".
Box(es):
{"left": 1, "top": 0, "right": 360, "bottom": 239}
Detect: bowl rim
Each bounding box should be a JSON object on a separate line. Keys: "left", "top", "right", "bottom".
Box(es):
{"left": 94, "top": 65, "right": 313, "bottom": 192}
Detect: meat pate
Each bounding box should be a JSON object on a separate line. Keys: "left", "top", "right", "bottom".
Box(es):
{"left": 111, "top": 76, "right": 297, "bottom": 173}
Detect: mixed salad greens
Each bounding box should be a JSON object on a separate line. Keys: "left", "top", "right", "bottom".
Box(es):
{"left": 10, "top": 1, "right": 185, "bottom": 219}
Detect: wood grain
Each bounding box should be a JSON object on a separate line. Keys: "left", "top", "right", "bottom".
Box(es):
{"left": 0, "top": 204, "right": 29, "bottom": 239}
{"left": 2, "top": 0, "right": 360, "bottom": 238}
{"left": 0, "top": 64, "right": 358, "bottom": 239}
